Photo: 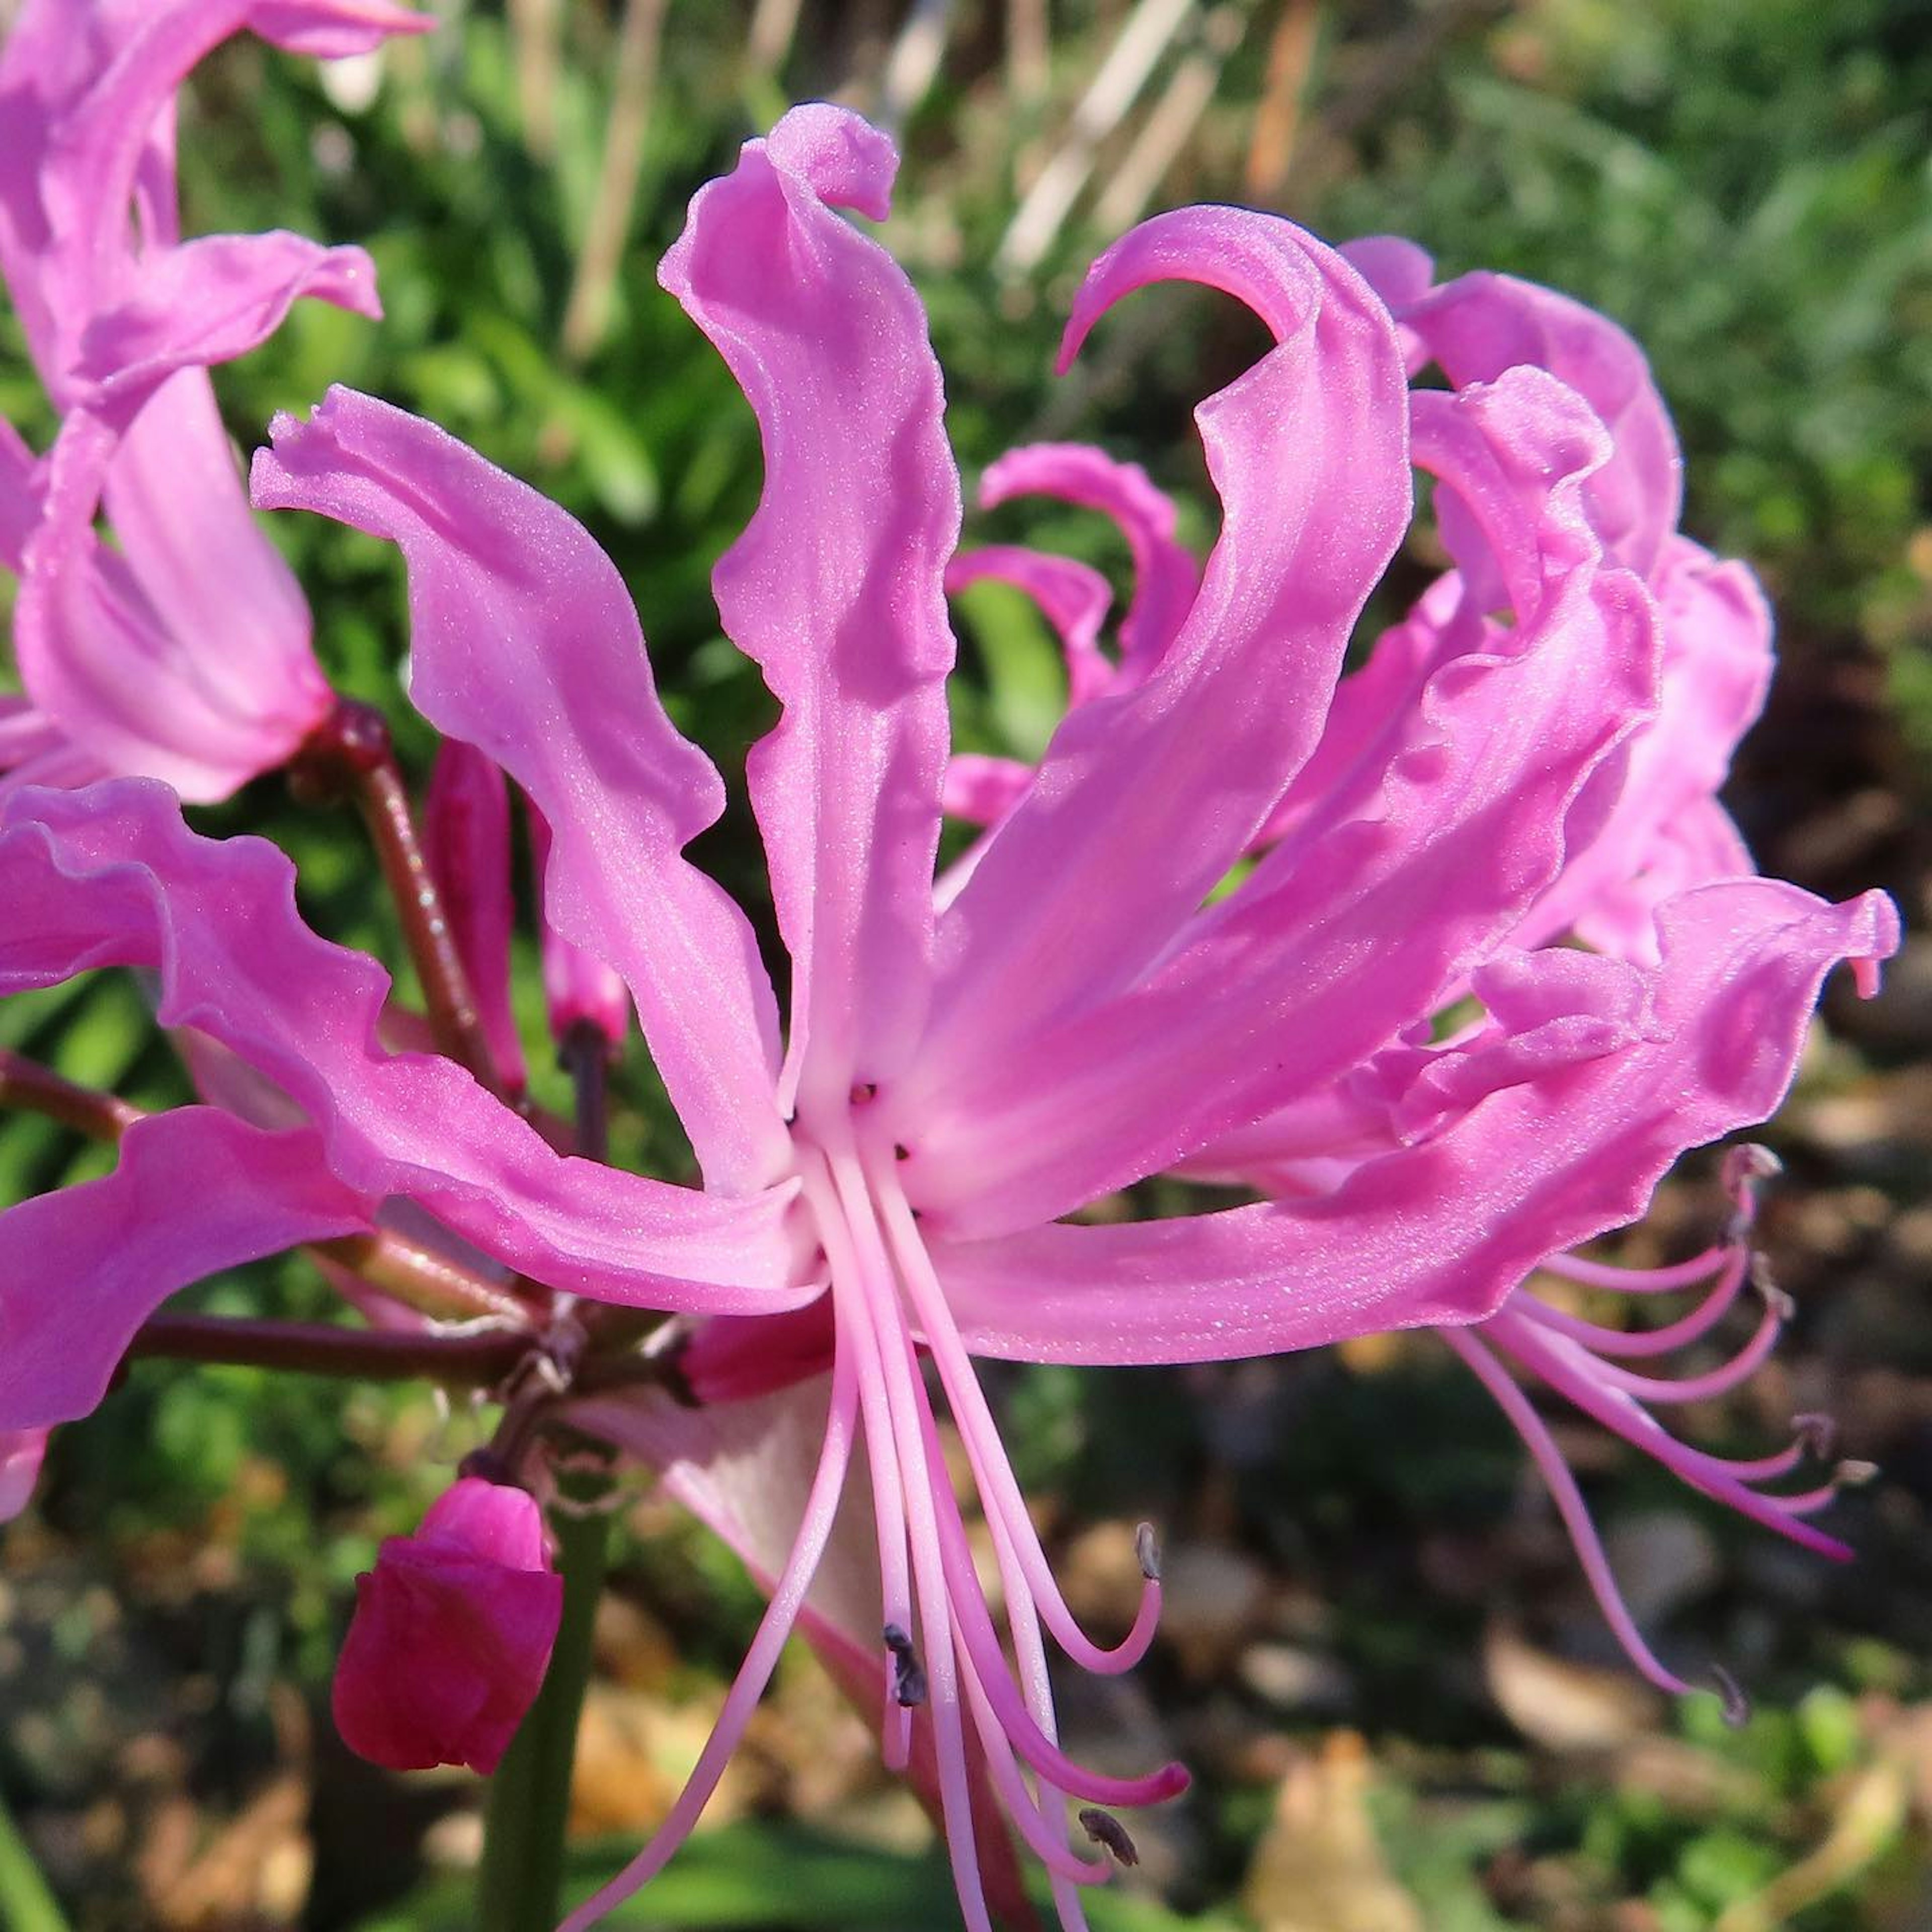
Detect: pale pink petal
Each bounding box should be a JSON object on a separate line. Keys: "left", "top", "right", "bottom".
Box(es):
{"left": 0, "top": 412, "right": 42, "bottom": 568}
{"left": 900, "top": 368, "right": 1657, "bottom": 1236}
{"left": 73, "top": 228, "right": 381, "bottom": 430}
{"left": 252, "top": 389, "right": 788, "bottom": 1195}
{"left": 0, "top": 780, "right": 808, "bottom": 1311}
{"left": 0, "top": 0, "right": 425, "bottom": 394}
{"left": 660, "top": 103, "right": 957, "bottom": 1118}
{"left": 1519, "top": 538, "right": 1772, "bottom": 963}
{"left": 1345, "top": 237, "right": 1681, "bottom": 579}
{"left": 947, "top": 545, "right": 1114, "bottom": 709}
{"left": 0, "top": 1106, "right": 372, "bottom": 1431}
{"left": 977, "top": 442, "right": 1198, "bottom": 677}
{"left": 18, "top": 410, "right": 331, "bottom": 798}
{"left": 525, "top": 799, "right": 634, "bottom": 1056}
{"left": 102, "top": 372, "right": 320, "bottom": 751}
{"left": 0, "top": 1429, "right": 50, "bottom": 1521}
{"left": 423, "top": 740, "right": 527, "bottom": 1094}
{"left": 926, "top": 880, "right": 1897, "bottom": 1364}
{"left": 911, "top": 209, "right": 1410, "bottom": 1104}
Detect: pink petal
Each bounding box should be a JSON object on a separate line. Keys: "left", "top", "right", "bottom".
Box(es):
{"left": 17, "top": 406, "right": 331, "bottom": 799}
{"left": 423, "top": 740, "right": 528, "bottom": 1094}
{"left": 0, "top": 780, "right": 808, "bottom": 1312}
{"left": 333, "top": 1477, "right": 561, "bottom": 1777}
{"left": 1518, "top": 538, "right": 1773, "bottom": 963}
{"left": 73, "top": 228, "right": 381, "bottom": 430}
{"left": 900, "top": 367, "right": 1657, "bottom": 1236}
{"left": 0, "top": 411, "right": 42, "bottom": 568}
{"left": 912, "top": 209, "right": 1410, "bottom": 1104}
{"left": 1345, "top": 237, "right": 1682, "bottom": 579}
{"left": 0, "top": 1106, "right": 372, "bottom": 1431}
{"left": 660, "top": 103, "right": 957, "bottom": 1119}
{"left": 252, "top": 388, "right": 787, "bottom": 1195}
{"left": 0, "top": 1429, "right": 50, "bottom": 1521}
{"left": 947, "top": 544, "right": 1114, "bottom": 709}
{"left": 926, "top": 879, "right": 1897, "bottom": 1364}
{"left": 525, "top": 798, "right": 634, "bottom": 1056}
{"left": 977, "top": 442, "right": 1199, "bottom": 677}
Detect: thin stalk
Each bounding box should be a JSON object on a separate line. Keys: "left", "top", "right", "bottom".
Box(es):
{"left": 127, "top": 1315, "right": 527, "bottom": 1387}
{"left": 292, "top": 699, "right": 503, "bottom": 1094}
{"left": 478, "top": 1464, "right": 613, "bottom": 1932}
{"left": 0, "top": 1050, "right": 140, "bottom": 1142}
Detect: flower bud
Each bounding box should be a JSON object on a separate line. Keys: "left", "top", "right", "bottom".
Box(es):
{"left": 332, "top": 1477, "right": 562, "bottom": 1776}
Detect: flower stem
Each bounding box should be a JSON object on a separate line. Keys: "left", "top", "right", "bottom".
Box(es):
{"left": 127, "top": 1315, "right": 528, "bottom": 1386}
{"left": 0, "top": 1786, "right": 72, "bottom": 1932}
{"left": 292, "top": 698, "right": 503, "bottom": 1094}
{"left": 478, "top": 1460, "right": 614, "bottom": 1932}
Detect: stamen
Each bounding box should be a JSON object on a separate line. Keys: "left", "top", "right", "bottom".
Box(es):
{"left": 1078, "top": 1809, "right": 1141, "bottom": 1868}
{"left": 1721, "top": 1143, "right": 1782, "bottom": 1242}
{"left": 1586, "top": 1292, "right": 1784, "bottom": 1406}
{"left": 1793, "top": 1411, "right": 1837, "bottom": 1459}
{"left": 871, "top": 1156, "right": 1164, "bottom": 1674}
{"left": 1513, "top": 1247, "right": 1750, "bottom": 1358}
{"left": 1541, "top": 1244, "right": 1731, "bottom": 1294}
{"left": 556, "top": 1337, "right": 859, "bottom": 1932}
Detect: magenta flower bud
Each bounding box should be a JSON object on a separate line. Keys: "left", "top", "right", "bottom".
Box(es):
{"left": 526, "top": 797, "right": 632, "bottom": 1056}
{"left": 332, "top": 1476, "right": 562, "bottom": 1777}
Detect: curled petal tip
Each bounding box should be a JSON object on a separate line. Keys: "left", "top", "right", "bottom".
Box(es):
{"left": 765, "top": 103, "right": 899, "bottom": 220}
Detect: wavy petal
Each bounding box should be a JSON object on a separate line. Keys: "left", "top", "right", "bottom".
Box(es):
{"left": 977, "top": 442, "right": 1198, "bottom": 676}
{"left": 1518, "top": 538, "right": 1771, "bottom": 961}
{"left": 252, "top": 388, "right": 788, "bottom": 1195}
{"left": 902, "top": 368, "right": 1657, "bottom": 1235}
{"left": 1345, "top": 237, "right": 1681, "bottom": 579}
{"left": 912, "top": 209, "right": 1410, "bottom": 1103}
{"left": 0, "top": 411, "right": 42, "bottom": 568}
{"left": 0, "top": 1106, "right": 372, "bottom": 1431}
{"left": 0, "top": 781, "right": 808, "bottom": 1310}
{"left": 19, "top": 406, "right": 331, "bottom": 798}
{"left": 423, "top": 740, "right": 527, "bottom": 1094}
{"left": 661, "top": 104, "right": 957, "bottom": 1119}
{"left": 948, "top": 544, "right": 1113, "bottom": 708}
{"left": 73, "top": 228, "right": 380, "bottom": 429}
{"left": 926, "top": 880, "right": 1897, "bottom": 1364}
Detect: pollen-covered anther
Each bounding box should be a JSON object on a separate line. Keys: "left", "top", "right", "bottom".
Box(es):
{"left": 1832, "top": 1459, "right": 1880, "bottom": 1489}
{"left": 1748, "top": 1256, "right": 1794, "bottom": 1322}
{"left": 883, "top": 1622, "right": 928, "bottom": 1707}
{"left": 1792, "top": 1410, "right": 1837, "bottom": 1459}
{"left": 1135, "top": 1521, "right": 1163, "bottom": 1583}
{"left": 1078, "top": 1808, "right": 1141, "bottom": 1868}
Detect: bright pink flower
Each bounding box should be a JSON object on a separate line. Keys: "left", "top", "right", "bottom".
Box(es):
{"left": 332, "top": 1475, "right": 564, "bottom": 1776}
{"left": 0, "top": 101, "right": 1898, "bottom": 1931}
{"left": 0, "top": 0, "right": 426, "bottom": 800}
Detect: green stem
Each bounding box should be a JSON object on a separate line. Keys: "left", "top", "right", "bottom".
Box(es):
{"left": 0, "top": 1787, "right": 72, "bottom": 1932}
{"left": 478, "top": 1468, "right": 613, "bottom": 1931}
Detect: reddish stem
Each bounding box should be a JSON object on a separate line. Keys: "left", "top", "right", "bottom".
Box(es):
{"left": 292, "top": 697, "right": 503, "bottom": 1095}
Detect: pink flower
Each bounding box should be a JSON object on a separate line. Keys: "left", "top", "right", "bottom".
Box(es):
{"left": 940, "top": 240, "right": 1859, "bottom": 1712}
{"left": 332, "top": 1476, "right": 564, "bottom": 1777}
{"left": 0, "top": 101, "right": 1898, "bottom": 1931}
{"left": 0, "top": 0, "right": 426, "bottom": 801}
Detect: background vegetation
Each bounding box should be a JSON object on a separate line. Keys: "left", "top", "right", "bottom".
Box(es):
{"left": 2, "top": 2, "right": 1930, "bottom": 1927}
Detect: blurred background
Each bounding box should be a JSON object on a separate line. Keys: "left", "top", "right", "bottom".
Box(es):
{"left": 2, "top": 1, "right": 1931, "bottom": 1926}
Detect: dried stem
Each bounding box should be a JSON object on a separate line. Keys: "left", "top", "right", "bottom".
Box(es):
{"left": 128, "top": 1314, "right": 527, "bottom": 1386}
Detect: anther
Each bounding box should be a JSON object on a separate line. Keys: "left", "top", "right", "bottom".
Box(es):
{"left": 1078, "top": 1808, "right": 1140, "bottom": 1867}
{"left": 1710, "top": 1663, "right": 1750, "bottom": 1729}
{"left": 1748, "top": 1258, "right": 1794, "bottom": 1322}
{"left": 1135, "top": 1521, "right": 1163, "bottom": 1583}
{"left": 1793, "top": 1411, "right": 1837, "bottom": 1459}
{"left": 1832, "top": 1459, "right": 1880, "bottom": 1489}
{"left": 883, "top": 1624, "right": 927, "bottom": 1708}
{"left": 1721, "top": 1144, "right": 1782, "bottom": 1243}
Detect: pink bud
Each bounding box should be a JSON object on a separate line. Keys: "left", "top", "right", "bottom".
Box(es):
{"left": 332, "top": 1477, "right": 563, "bottom": 1777}
{"left": 526, "top": 796, "right": 632, "bottom": 1055}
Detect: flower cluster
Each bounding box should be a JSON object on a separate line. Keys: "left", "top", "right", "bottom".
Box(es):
{"left": 0, "top": 8, "right": 1901, "bottom": 1930}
